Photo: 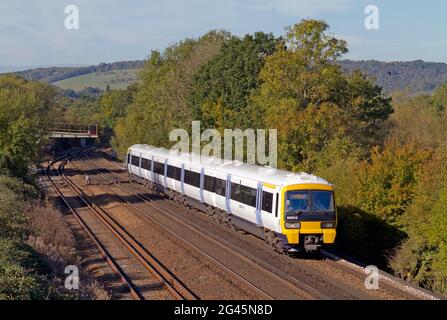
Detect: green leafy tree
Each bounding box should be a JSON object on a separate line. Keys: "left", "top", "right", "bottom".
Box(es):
{"left": 100, "top": 85, "right": 137, "bottom": 128}
{"left": 190, "top": 32, "right": 277, "bottom": 129}
{"left": 433, "top": 83, "right": 447, "bottom": 112}
{"left": 0, "top": 75, "right": 55, "bottom": 177}
{"left": 390, "top": 147, "right": 447, "bottom": 294}
{"left": 113, "top": 31, "right": 229, "bottom": 156}
{"left": 252, "top": 19, "right": 392, "bottom": 171}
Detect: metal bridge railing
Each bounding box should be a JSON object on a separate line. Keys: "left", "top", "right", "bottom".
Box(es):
{"left": 48, "top": 123, "right": 98, "bottom": 136}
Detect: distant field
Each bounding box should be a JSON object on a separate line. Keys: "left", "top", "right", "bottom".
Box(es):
{"left": 52, "top": 69, "right": 141, "bottom": 91}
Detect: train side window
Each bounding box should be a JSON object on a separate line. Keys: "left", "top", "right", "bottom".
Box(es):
{"left": 175, "top": 166, "right": 181, "bottom": 181}
{"left": 215, "top": 179, "right": 226, "bottom": 197}
{"left": 230, "top": 183, "right": 241, "bottom": 202}
{"left": 131, "top": 155, "right": 140, "bottom": 167}
{"left": 204, "top": 175, "right": 215, "bottom": 192}
{"left": 190, "top": 171, "right": 200, "bottom": 188}
{"left": 262, "top": 191, "right": 273, "bottom": 213}
{"left": 240, "top": 185, "right": 257, "bottom": 207}
{"left": 184, "top": 170, "right": 191, "bottom": 185}
{"left": 153, "top": 161, "right": 164, "bottom": 174}
{"left": 141, "top": 158, "right": 151, "bottom": 170}
{"left": 167, "top": 165, "right": 178, "bottom": 179}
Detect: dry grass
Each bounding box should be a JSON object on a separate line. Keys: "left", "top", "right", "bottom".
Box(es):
{"left": 26, "top": 200, "right": 110, "bottom": 300}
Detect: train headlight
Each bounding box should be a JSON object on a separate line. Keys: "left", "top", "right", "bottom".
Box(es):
{"left": 285, "top": 222, "right": 301, "bottom": 229}
{"left": 321, "top": 221, "right": 336, "bottom": 229}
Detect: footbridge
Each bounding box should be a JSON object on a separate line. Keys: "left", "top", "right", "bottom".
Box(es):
{"left": 48, "top": 123, "right": 98, "bottom": 139}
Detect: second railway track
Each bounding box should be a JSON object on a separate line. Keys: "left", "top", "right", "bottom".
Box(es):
{"left": 46, "top": 151, "right": 196, "bottom": 300}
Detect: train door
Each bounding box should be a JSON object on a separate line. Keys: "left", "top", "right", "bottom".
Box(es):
{"left": 255, "top": 183, "right": 263, "bottom": 226}
{"left": 229, "top": 177, "right": 258, "bottom": 223}
{"left": 260, "top": 186, "right": 278, "bottom": 232}
{"left": 214, "top": 172, "right": 227, "bottom": 212}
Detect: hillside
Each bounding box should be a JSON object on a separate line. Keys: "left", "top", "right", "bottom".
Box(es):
{"left": 339, "top": 59, "right": 447, "bottom": 94}
{"left": 13, "top": 60, "right": 145, "bottom": 83}
{"left": 7, "top": 59, "right": 447, "bottom": 94}
{"left": 52, "top": 69, "right": 140, "bottom": 91}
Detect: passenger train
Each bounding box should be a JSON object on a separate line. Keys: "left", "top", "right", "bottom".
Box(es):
{"left": 126, "top": 144, "right": 337, "bottom": 253}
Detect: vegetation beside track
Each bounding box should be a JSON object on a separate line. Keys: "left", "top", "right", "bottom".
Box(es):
{"left": 0, "top": 77, "right": 108, "bottom": 299}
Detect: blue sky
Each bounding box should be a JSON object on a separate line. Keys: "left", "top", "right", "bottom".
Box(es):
{"left": 1, "top": 0, "right": 446, "bottom": 68}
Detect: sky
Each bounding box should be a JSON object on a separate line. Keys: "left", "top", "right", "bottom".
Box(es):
{"left": 1, "top": 0, "right": 446, "bottom": 69}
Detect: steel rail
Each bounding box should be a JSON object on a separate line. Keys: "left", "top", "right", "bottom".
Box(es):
{"left": 45, "top": 152, "right": 143, "bottom": 300}
{"left": 61, "top": 150, "right": 198, "bottom": 300}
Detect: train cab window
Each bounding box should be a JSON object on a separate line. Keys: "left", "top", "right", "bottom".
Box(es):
{"left": 153, "top": 161, "right": 164, "bottom": 175}
{"left": 131, "top": 155, "right": 140, "bottom": 167}
{"left": 285, "top": 191, "right": 310, "bottom": 216}
{"left": 215, "top": 179, "right": 226, "bottom": 197}
{"left": 204, "top": 175, "right": 215, "bottom": 192}
{"left": 311, "top": 191, "right": 334, "bottom": 212}
{"left": 127, "top": 153, "right": 130, "bottom": 164}
{"left": 262, "top": 191, "right": 273, "bottom": 213}
{"left": 141, "top": 158, "right": 152, "bottom": 170}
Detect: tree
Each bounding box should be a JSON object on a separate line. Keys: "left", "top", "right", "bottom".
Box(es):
{"left": 353, "top": 143, "right": 428, "bottom": 226}
{"left": 100, "top": 86, "right": 136, "bottom": 128}
{"left": 0, "top": 75, "right": 55, "bottom": 177}
{"left": 433, "top": 83, "right": 447, "bottom": 112}
{"left": 341, "top": 71, "right": 393, "bottom": 152}
{"left": 251, "top": 20, "right": 349, "bottom": 170}
{"left": 190, "top": 32, "right": 278, "bottom": 129}
{"left": 390, "top": 147, "right": 447, "bottom": 294}
{"left": 251, "top": 19, "right": 392, "bottom": 171}
{"left": 113, "top": 31, "right": 229, "bottom": 156}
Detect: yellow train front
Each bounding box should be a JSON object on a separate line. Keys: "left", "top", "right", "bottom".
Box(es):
{"left": 278, "top": 183, "right": 337, "bottom": 253}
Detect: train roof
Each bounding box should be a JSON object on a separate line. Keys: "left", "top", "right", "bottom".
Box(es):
{"left": 128, "top": 144, "right": 332, "bottom": 188}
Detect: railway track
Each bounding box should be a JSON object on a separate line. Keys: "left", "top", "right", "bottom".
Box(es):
{"left": 86, "top": 147, "right": 441, "bottom": 300}
{"left": 71, "top": 147, "right": 378, "bottom": 299}
{"left": 45, "top": 154, "right": 143, "bottom": 300}
{"left": 46, "top": 151, "right": 196, "bottom": 300}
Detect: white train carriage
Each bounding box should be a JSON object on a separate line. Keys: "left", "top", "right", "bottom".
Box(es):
{"left": 126, "top": 144, "right": 337, "bottom": 252}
